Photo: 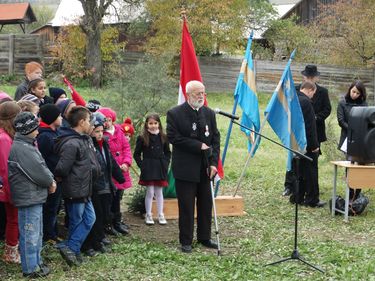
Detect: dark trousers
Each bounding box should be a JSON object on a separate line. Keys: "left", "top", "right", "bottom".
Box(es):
{"left": 175, "top": 176, "right": 212, "bottom": 246}
{"left": 290, "top": 152, "right": 320, "bottom": 205}
{"left": 111, "top": 189, "right": 124, "bottom": 223}
{"left": 83, "top": 192, "right": 112, "bottom": 251}
{"left": 43, "top": 183, "right": 62, "bottom": 240}
{"left": 0, "top": 202, "right": 6, "bottom": 240}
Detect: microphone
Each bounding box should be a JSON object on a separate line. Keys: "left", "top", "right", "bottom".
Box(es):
{"left": 214, "top": 108, "right": 239, "bottom": 120}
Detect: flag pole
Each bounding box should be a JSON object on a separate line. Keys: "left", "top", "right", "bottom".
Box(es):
{"left": 233, "top": 114, "right": 268, "bottom": 197}
{"left": 214, "top": 31, "right": 254, "bottom": 196}
{"left": 233, "top": 49, "right": 296, "bottom": 197}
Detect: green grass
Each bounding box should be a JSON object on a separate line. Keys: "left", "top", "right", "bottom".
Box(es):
{"left": 1, "top": 86, "right": 375, "bottom": 280}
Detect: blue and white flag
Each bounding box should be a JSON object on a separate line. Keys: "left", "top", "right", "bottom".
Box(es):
{"left": 264, "top": 50, "right": 306, "bottom": 170}
{"left": 234, "top": 32, "right": 261, "bottom": 156}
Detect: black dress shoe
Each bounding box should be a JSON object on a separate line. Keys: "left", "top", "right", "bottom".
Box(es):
{"left": 95, "top": 242, "right": 111, "bottom": 254}
{"left": 101, "top": 237, "right": 111, "bottom": 246}
{"left": 181, "top": 245, "right": 192, "bottom": 253}
{"left": 282, "top": 187, "right": 292, "bottom": 196}
{"left": 306, "top": 200, "right": 326, "bottom": 208}
{"left": 120, "top": 222, "right": 129, "bottom": 230}
{"left": 314, "top": 200, "right": 326, "bottom": 208}
{"left": 84, "top": 248, "right": 98, "bottom": 257}
{"left": 198, "top": 240, "right": 218, "bottom": 249}
{"left": 105, "top": 226, "right": 121, "bottom": 236}
{"left": 114, "top": 224, "right": 129, "bottom": 235}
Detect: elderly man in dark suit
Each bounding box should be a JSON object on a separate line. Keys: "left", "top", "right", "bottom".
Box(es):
{"left": 283, "top": 65, "right": 331, "bottom": 198}
{"left": 167, "top": 80, "right": 220, "bottom": 253}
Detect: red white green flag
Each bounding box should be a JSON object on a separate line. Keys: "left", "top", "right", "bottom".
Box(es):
{"left": 178, "top": 18, "right": 224, "bottom": 179}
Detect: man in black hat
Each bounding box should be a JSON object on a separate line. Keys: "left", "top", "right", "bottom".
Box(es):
{"left": 283, "top": 65, "right": 331, "bottom": 205}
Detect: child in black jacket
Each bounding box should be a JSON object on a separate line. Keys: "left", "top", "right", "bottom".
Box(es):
{"left": 133, "top": 113, "right": 171, "bottom": 225}
{"left": 82, "top": 112, "right": 125, "bottom": 256}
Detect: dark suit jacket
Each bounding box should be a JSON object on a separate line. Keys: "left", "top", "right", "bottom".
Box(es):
{"left": 166, "top": 102, "right": 220, "bottom": 183}
{"left": 298, "top": 92, "right": 319, "bottom": 152}
{"left": 296, "top": 84, "right": 331, "bottom": 143}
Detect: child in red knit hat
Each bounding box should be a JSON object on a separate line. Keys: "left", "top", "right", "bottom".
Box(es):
{"left": 120, "top": 117, "right": 135, "bottom": 141}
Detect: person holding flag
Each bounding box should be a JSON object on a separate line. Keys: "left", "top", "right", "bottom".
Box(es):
{"left": 167, "top": 80, "right": 220, "bottom": 253}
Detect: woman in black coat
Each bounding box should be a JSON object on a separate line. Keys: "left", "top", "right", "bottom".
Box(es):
{"left": 337, "top": 80, "right": 367, "bottom": 199}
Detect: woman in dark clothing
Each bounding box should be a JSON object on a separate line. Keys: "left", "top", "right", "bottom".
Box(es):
{"left": 337, "top": 80, "right": 367, "bottom": 200}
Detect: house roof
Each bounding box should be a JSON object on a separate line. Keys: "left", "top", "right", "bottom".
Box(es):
{"left": 48, "top": 0, "right": 143, "bottom": 27}
{"left": 252, "top": 2, "right": 298, "bottom": 39}
{"left": 0, "top": 3, "right": 36, "bottom": 23}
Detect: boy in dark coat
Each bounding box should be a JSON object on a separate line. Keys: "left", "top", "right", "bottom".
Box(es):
{"left": 37, "top": 104, "right": 63, "bottom": 243}
{"left": 82, "top": 112, "right": 125, "bottom": 256}
{"left": 54, "top": 106, "right": 101, "bottom": 266}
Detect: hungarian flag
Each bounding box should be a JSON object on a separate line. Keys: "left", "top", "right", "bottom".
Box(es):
{"left": 178, "top": 18, "right": 224, "bottom": 179}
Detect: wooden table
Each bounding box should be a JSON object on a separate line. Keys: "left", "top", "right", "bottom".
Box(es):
{"left": 331, "top": 161, "right": 375, "bottom": 222}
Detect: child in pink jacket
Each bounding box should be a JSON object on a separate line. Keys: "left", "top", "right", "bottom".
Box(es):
{"left": 0, "top": 101, "right": 22, "bottom": 263}
{"left": 97, "top": 107, "right": 132, "bottom": 235}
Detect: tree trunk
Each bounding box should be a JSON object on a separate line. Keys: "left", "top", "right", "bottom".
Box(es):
{"left": 79, "top": 0, "right": 109, "bottom": 88}
{"left": 86, "top": 29, "right": 102, "bottom": 88}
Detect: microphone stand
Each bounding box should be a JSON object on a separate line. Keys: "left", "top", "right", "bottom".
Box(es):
{"left": 227, "top": 118, "right": 324, "bottom": 273}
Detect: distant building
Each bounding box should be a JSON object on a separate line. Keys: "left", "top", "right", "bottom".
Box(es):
{"left": 30, "top": 0, "right": 144, "bottom": 50}
{"left": 0, "top": 2, "right": 36, "bottom": 33}
{"left": 280, "top": 0, "right": 339, "bottom": 24}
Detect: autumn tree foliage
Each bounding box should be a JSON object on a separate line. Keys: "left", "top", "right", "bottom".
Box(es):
{"left": 313, "top": 0, "right": 375, "bottom": 66}
{"left": 145, "top": 0, "right": 275, "bottom": 56}
{"left": 52, "top": 25, "right": 125, "bottom": 83}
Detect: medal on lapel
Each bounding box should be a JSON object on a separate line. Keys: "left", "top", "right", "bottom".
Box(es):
{"left": 205, "top": 125, "right": 210, "bottom": 137}
{"left": 192, "top": 122, "right": 197, "bottom": 131}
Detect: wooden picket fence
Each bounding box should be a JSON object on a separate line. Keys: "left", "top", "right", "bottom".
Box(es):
{"left": 0, "top": 34, "right": 44, "bottom": 75}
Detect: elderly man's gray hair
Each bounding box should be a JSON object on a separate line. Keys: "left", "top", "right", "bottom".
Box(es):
{"left": 186, "top": 80, "right": 205, "bottom": 94}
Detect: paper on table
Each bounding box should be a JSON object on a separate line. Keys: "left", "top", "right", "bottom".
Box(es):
{"left": 340, "top": 137, "right": 347, "bottom": 153}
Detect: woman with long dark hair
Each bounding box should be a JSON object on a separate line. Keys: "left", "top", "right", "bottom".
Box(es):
{"left": 337, "top": 80, "right": 367, "bottom": 200}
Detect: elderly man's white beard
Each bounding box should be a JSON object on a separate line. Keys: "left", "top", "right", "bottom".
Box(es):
{"left": 189, "top": 99, "right": 204, "bottom": 109}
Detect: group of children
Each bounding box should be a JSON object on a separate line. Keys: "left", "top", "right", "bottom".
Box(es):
{"left": 0, "top": 61, "right": 171, "bottom": 278}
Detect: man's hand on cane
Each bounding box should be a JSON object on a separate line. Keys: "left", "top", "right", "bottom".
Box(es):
{"left": 209, "top": 166, "right": 218, "bottom": 180}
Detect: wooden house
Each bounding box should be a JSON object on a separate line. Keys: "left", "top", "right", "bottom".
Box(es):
{"left": 0, "top": 2, "right": 36, "bottom": 33}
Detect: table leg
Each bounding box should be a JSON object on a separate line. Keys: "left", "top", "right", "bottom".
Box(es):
{"left": 344, "top": 183, "right": 350, "bottom": 223}
{"left": 332, "top": 165, "right": 337, "bottom": 217}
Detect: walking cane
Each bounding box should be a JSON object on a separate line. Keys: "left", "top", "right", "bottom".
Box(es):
{"left": 210, "top": 176, "right": 221, "bottom": 256}
{"left": 204, "top": 147, "right": 221, "bottom": 256}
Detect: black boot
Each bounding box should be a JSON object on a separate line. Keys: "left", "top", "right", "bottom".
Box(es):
{"left": 113, "top": 213, "right": 129, "bottom": 235}
{"left": 105, "top": 225, "right": 121, "bottom": 236}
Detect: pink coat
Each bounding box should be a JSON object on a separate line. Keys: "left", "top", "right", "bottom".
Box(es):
{"left": 104, "top": 124, "right": 133, "bottom": 189}
{"left": 0, "top": 129, "right": 13, "bottom": 203}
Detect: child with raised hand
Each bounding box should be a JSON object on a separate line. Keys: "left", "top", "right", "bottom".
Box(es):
{"left": 133, "top": 113, "right": 171, "bottom": 225}
{"left": 8, "top": 112, "right": 56, "bottom": 278}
